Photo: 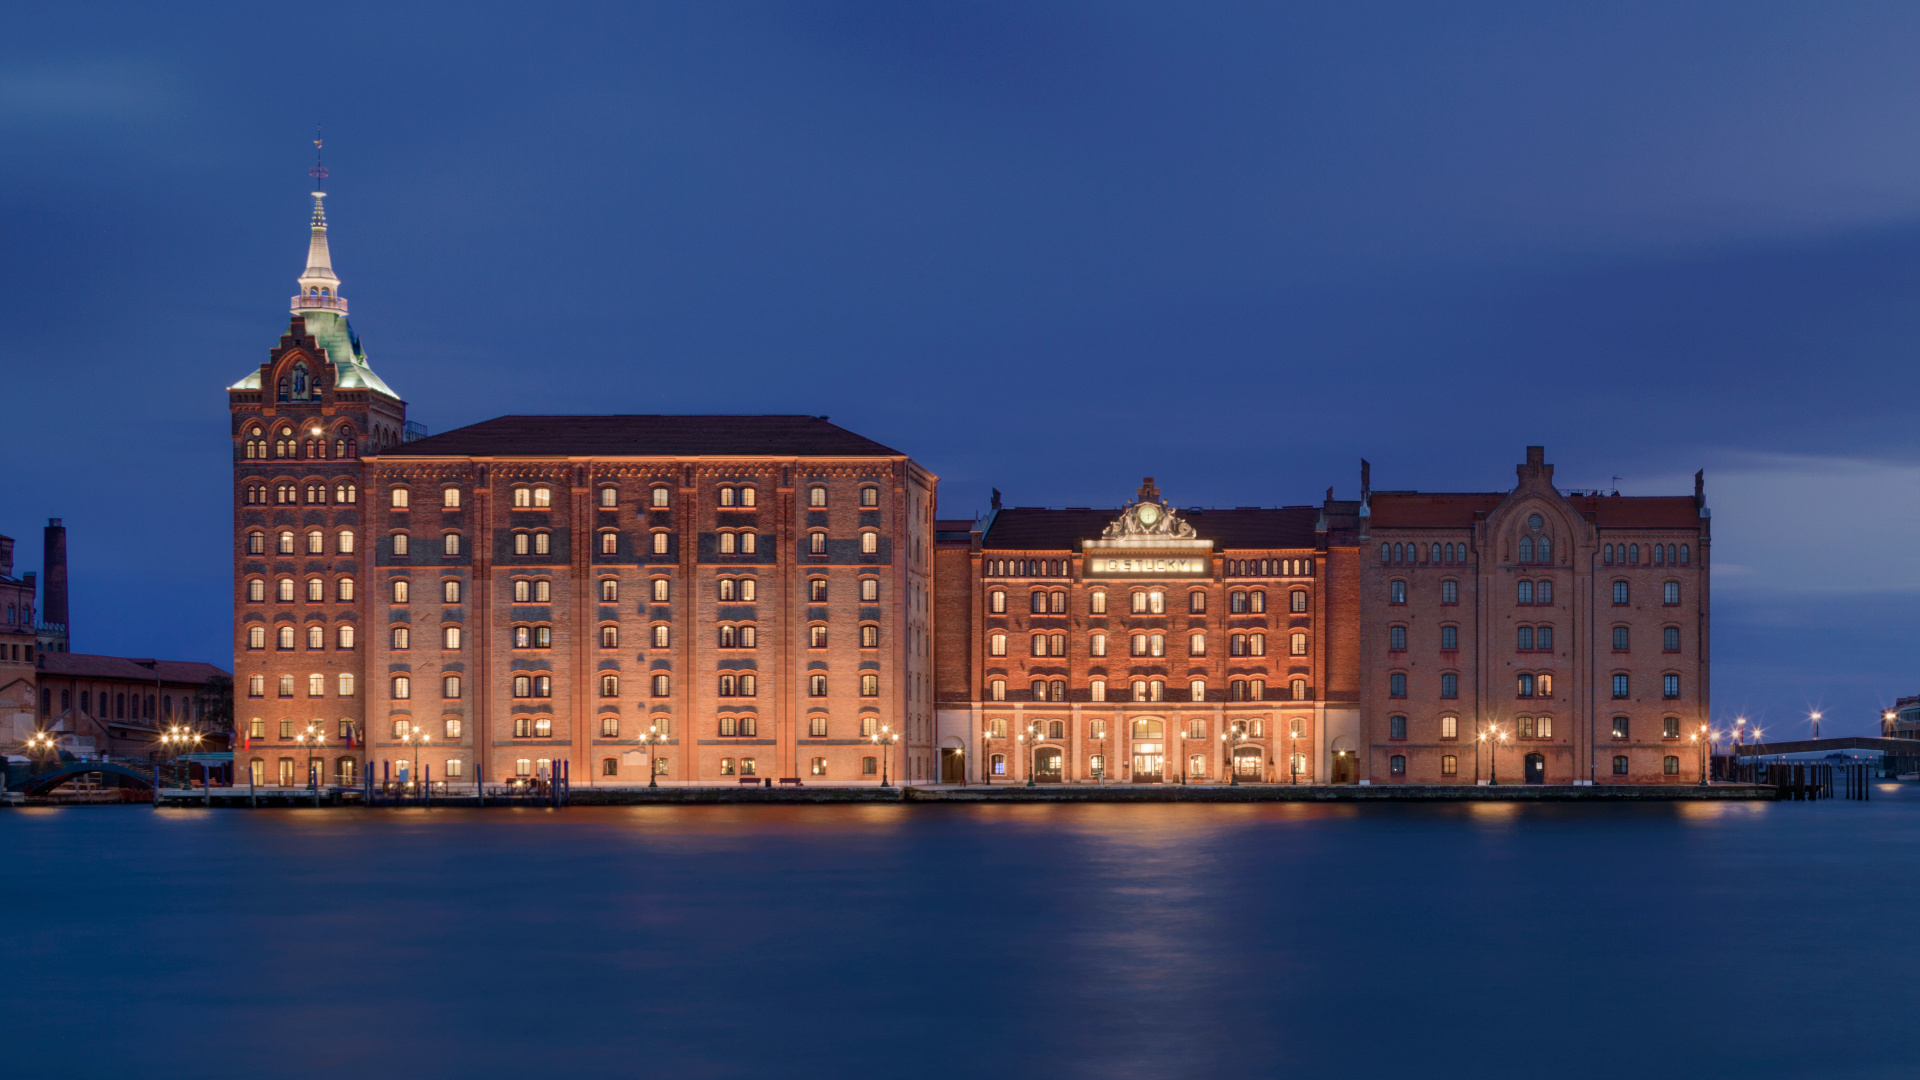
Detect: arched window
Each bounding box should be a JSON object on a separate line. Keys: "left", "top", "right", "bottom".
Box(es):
{"left": 1519, "top": 536, "right": 1534, "bottom": 562}
{"left": 443, "top": 534, "right": 461, "bottom": 556}
{"left": 533, "top": 486, "right": 552, "bottom": 507}
{"left": 1537, "top": 537, "right": 1551, "bottom": 562}
{"left": 391, "top": 487, "right": 410, "bottom": 508}
{"left": 859, "top": 486, "right": 879, "bottom": 507}
{"left": 442, "top": 487, "right": 461, "bottom": 508}
{"left": 600, "top": 675, "right": 619, "bottom": 698}
{"left": 808, "top": 485, "right": 827, "bottom": 507}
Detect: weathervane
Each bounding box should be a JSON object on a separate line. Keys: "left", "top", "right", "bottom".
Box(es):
{"left": 309, "top": 124, "right": 328, "bottom": 190}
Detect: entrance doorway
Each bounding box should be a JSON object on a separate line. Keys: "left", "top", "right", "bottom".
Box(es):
{"left": 1332, "top": 750, "right": 1357, "bottom": 784}
{"left": 1132, "top": 744, "right": 1165, "bottom": 783}
{"left": 1034, "top": 748, "right": 1063, "bottom": 783}
{"left": 1233, "top": 748, "right": 1263, "bottom": 781}
{"left": 940, "top": 748, "right": 965, "bottom": 785}
{"left": 1525, "top": 752, "right": 1546, "bottom": 785}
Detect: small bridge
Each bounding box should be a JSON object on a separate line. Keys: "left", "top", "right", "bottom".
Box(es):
{"left": 8, "top": 761, "right": 158, "bottom": 797}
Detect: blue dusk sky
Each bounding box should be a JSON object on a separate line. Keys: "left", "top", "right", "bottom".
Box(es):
{"left": 2, "top": 2, "right": 1914, "bottom": 735}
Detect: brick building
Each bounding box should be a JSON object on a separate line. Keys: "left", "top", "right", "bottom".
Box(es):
{"left": 228, "top": 188, "right": 1710, "bottom": 788}
{"left": 1359, "top": 448, "right": 1711, "bottom": 785}
{"left": 229, "top": 189, "right": 936, "bottom": 787}
{"left": 33, "top": 653, "right": 230, "bottom": 757}
{"left": 1, "top": 534, "right": 37, "bottom": 744}
{"left": 932, "top": 479, "right": 1359, "bottom": 785}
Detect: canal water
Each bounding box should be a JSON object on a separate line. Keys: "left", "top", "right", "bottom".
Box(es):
{"left": 4, "top": 787, "right": 1915, "bottom": 1079}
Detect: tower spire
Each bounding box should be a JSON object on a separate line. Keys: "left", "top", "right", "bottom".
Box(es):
{"left": 294, "top": 126, "right": 345, "bottom": 314}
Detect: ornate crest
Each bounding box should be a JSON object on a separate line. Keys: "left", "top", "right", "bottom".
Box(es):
{"left": 1101, "top": 476, "right": 1197, "bottom": 540}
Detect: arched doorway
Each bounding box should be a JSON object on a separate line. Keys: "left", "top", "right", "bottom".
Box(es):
{"left": 1034, "top": 747, "right": 1063, "bottom": 783}
{"left": 1232, "top": 748, "right": 1263, "bottom": 781}
{"left": 1331, "top": 735, "right": 1358, "bottom": 784}
{"left": 1131, "top": 717, "right": 1165, "bottom": 783}
{"left": 1525, "top": 752, "right": 1546, "bottom": 785}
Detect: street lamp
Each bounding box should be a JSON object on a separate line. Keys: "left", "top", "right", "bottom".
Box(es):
{"left": 1017, "top": 722, "right": 1042, "bottom": 788}
{"left": 294, "top": 723, "right": 327, "bottom": 805}
{"left": 1220, "top": 722, "right": 1250, "bottom": 786}
{"left": 1810, "top": 710, "right": 1822, "bottom": 740}
{"left": 870, "top": 724, "right": 897, "bottom": 787}
{"left": 1480, "top": 724, "right": 1509, "bottom": 785}
{"left": 395, "top": 726, "right": 429, "bottom": 793}
{"left": 26, "top": 730, "right": 59, "bottom": 771}
{"left": 1288, "top": 723, "right": 1300, "bottom": 785}
{"left": 639, "top": 724, "right": 665, "bottom": 788}
{"left": 982, "top": 726, "right": 995, "bottom": 785}
{"left": 160, "top": 724, "right": 204, "bottom": 790}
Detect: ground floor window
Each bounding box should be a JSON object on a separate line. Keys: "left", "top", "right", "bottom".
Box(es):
{"left": 720, "top": 757, "right": 736, "bottom": 776}
{"left": 1090, "top": 754, "right": 1105, "bottom": 777}
{"left": 1664, "top": 755, "right": 1680, "bottom": 775}
{"left": 1390, "top": 754, "right": 1406, "bottom": 776}
{"left": 991, "top": 754, "right": 1006, "bottom": 776}
{"left": 602, "top": 757, "right": 618, "bottom": 776}
{"left": 811, "top": 757, "right": 827, "bottom": 776}
{"left": 1441, "top": 754, "right": 1457, "bottom": 776}
{"left": 444, "top": 759, "right": 461, "bottom": 777}
{"left": 516, "top": 758, "right": 532, "bottom": 776}
{"left": 1613, "top": 755, "right": 1630, "bottom": 775}
{"left": 249, "top": 758, "right": 264, "bottom": 786}
{"left": 277, "top": 758, "right": 294, "bottom": 786}
{"left": 740, "top": 757, "right": 757, "bottom": 776}
{"left": 862, "top": 756, "right": 877, "bottom": 775}
{"left": 1188, "top": 753, "right": 1205, "bottom": 777}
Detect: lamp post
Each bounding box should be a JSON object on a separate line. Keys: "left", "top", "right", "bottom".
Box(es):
{"left": 26, "top": 729, "right": 59, "bottom": 773}
{"left": 1219, "top": 723, "right": 1249, "bottom": 786}
{"left": 293, "top": 723, "right": 326, "bottom": 806}
{"left": 1018, "top": 721, "right": 1043, "bottom": 788}
{"left": 396, "top": 727, "right": 429, "bottom": 794}
{"left": 161, "top": 724, "right": 204, "bottom": 790}
{"left": 640, "top": 724, "right": 664, "bottom": 788}
{"left": 1288, "top": 724, "right": 1299, "bottom": 785}
{"left": 1810, "top": 710, "right": 1822, "bottom": 740}
{"left": 982, "top": 726, "right": 995, "bottom": 785}
{"left": 1481, "top": 724, "right": 1508, "bottom": 785}
{"left": 1690, "top": 723, "right": 1711, "bottom": 786}
{"left": 870, "top": 724, "right": 897, "bottom": 787}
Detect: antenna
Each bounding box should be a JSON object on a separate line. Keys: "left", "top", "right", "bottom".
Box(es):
{"left": 1610, "top": 475, "right": 1621, "bottom": 495}
{"left": 309, "top": 124, "right": 328, "bottom": 193}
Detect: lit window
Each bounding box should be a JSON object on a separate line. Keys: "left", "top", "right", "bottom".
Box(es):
{"left": 861, "top": 674, "right": 879, "bottom": 697}
{"left": 1290, "top": 633, "right": 1308, "bottom": 656}
{"left": 600, "top": 487, "right": 618, "bottom": 508}
{"left": 392, "top": 488, "right": 411, "bottom": 508}
{"left": 391, "top": 627, "right": 410, "bottom": 650}
{"left": 533, "top": 486, "right": 551, "bottom": 508}
{"left": 393, "top": 533, "right": 410, "bottom": 557}
{"left": 989, "top": 632, "right": 1007, "bottom": 656}
{"left": 810, "top": 675, "right": 828, "bottom": 697}
{"left": 600, "top": 675, "right": 619, "bottom": 698}
{"left": 809, "top": 486, "right": 827, "bottom": 507}
{"left": 810, "top": 532, "right": 827, "bottom": 555}
{"left": 601, "top": 625, "right": 618, "bottom": 648}
{"left": 247, "top": 626, "right": 265, "bottom": 649}
{"left": 392, "top": 676, "right": 411, "bottom": 699}
{"left": 1090, "top": 590, "right": 1106, "bottom": 614}
{"left": 443, "top": 675, "right": 461, "bottom": 699}
{"left": 652, "top": 579, "right": 669, "bottom": 602}
{"left": 513, "top": 487, "right": 532, "bottom": 508}
{"left": 442, "top": 488, "right": 460, "bottom": 508}
{"left": 860, "top": 486, "right": 879, "bottom": 507}
{"left": 307, "top": 578, "right": 324, "bottom": 602}
{"left": 442, "top": 580, "right": 461, "bottom": 604}
{"left": 248, "top": 579, "right": 265, "bottom": 602}
{"left": 860, "top": 532, "right": 877, "bottom": 554}
{"left": 443, "top": 534, "right": 461, "bottom": 557}
{"left": 652, "top": 533, "right": 669, "bottom": 555}
{"left": 651, "top": 487, "right": 670, "bottom": 507}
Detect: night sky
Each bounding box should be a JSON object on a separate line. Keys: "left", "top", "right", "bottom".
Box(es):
{"left": 4, "top": 2, "right": 1914, "bottom": 735}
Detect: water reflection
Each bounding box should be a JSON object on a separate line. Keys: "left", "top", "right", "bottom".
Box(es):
{"left": 4, "top": 790, "right": 1917, "bottom": 1079}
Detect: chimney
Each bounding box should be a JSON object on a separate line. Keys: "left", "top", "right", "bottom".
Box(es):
{"left": 43, "top": 518, "right": 68, "bottom": 647}
{"left": 0, "top": 534, "right": 12, "bottom": 578}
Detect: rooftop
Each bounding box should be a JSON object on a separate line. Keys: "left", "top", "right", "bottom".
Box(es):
{"left": 38, "top": 652, "right": 230, "bottom": 684}
{"left": 382, "top": 415, "right": 907, "bottom": 459}
{"left": 983, "top": 506, "right": 1320, "bottom": 551}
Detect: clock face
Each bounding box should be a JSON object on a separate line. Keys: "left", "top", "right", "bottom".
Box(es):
{"left": 1137, "top": 503, "right": 1160, "bottom": 526}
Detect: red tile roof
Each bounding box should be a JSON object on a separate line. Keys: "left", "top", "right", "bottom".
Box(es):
{"left": 1369, "top": 492, "right": 1702, "bottom": 529}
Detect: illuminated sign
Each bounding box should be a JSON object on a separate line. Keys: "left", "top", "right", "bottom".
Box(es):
{"left": 1085, "top": 556, "right": 1209, "bottom": 577}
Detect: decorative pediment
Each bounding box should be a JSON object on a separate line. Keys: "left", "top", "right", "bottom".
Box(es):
{"left": 1100, "top": 476, "right": 1197, "bottom": 541}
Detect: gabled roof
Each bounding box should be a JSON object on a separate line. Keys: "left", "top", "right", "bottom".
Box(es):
{"left": 384, "top": 415, "right": 906, "bottom": 458}
{"left": 38, "top": 653, "right": 230, "bottom": 684}
{"left": 984, "top": 507, "right": 1319, "bottom": 551}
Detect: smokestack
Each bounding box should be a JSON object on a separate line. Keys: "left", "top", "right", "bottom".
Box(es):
{"left": 43, "top": 518, "right": 68, "bottom": 643}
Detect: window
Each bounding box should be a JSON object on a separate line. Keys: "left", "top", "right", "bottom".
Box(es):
{"left": 1189, "top": 680, "right": 1206, "bottom": 702}
{"left": 1389, "top": 580, "right": 1406, "bottom": 605}
{"left": 988, "top": 632, "right": 1007, "bottom": 656}
{"left": 860, "top": 532, "right": 877, "bottom": 554}
{"left": 441, "top": 675, "right": 461, "bottom": 699}
{"left": 441, "top": 533, "right": 461, "bottom": 557}
{"left": 1189, "top": 591, "right": 1206, "bottom": 614}
{"left": 1663, "top": 581, "right": 1680, "bottom": 605}
{"left": 1611, "top": 715, "right": 1630, "bottom": 740}
{"left": 1440, "top": 625, "right": 1458, "bottom": 651}
{"left": 1290, "top": 633, "right": 1308, "bottom": 656}
{"left": 718, "top": 532, "right": 736, "bottom": 555}
{"left": 809, "top": 579, "right": 827, "bottom": 602}
{"left": 1389, "top": 673, "right": 1407, "bottom": 698}
{"left": 1664, "top": 755, "right": 1681, "bottom": 775}
{"left": 600, "top": 625, "right": 619, "bottom": 649}
{"left": 277, "top": 626, "right": 295, "bottom": 650}
{"left": 1389, "top": 715, "right": 1407, "bottom": 740}
{"left": 598, "top": 532, "right": 617, "bottom": 555}
{"left": 512, "top": 487, "right": 532, "bottom": 508}
{"left": 1613, "top": 755, "right": 1630, "bottom": 776}
{"left": 1031, "top": 591, "right": 1047, "bottom": 615}
{"left": 392, "top": 676, "right": 411, "bottom": 699}
{"left": 1441, "top": 715, "right": 1458, "bottom": 740}
{"left": 1390, "top": 755, "right": 1406, "bottom": 776}
{"left": 1440, "top": 579, "right": 1459, "bottom": 606}
{"left": 813, "top": 626, "right": 830, "bottom": 649}
{"left": 276, "top": 532, "right": 296, "bottom": 555}
{"left": 650, "top": 532, "right": 669, "bottom": 555}
{"left": 1089, "top": 679, "right": 1107, "bottom": 702}
{"left": 598, "top": 674, "right": 619, "bottom": 698}
{"left": 247, "top": 626, "right": 265, "bottom": 650}
{"left": 807, "top": 532, "right": 827, "bottom": 555}
{"left": 1189, "top": 632, "right": 1206, "bottom": 656}
{"left": 442, "top": 488, "right": 461, "bottom": 508}
{"left": 861, "top": 674, "right": 879, "bottom": 697}
{"left": 651, "top": 579, "right": 669, "bottom": 602}
{"left": 808, "top": 485, "right": 827, "bottom": 507}
{"left": 652, "top": 674, "right": 671, "bottom": 697}
{"left": 1440, "top": 673, "right": 1458, "bottom": 699}
{"left": 277, "top": 579, "right": 296, "bottom": 603}
{"left": 810, "top": 675, "right": 828, "bottom": 697}
{"left": 391, "top": 488, "right": 410, "bottom": 508}
{"left": 1518, "top": 674, "right": 1535, "bottom": 698}
{"left": 1519, "top": 536, "right": 1533, "bottom": 562}
{"left": 646, "top": 486, "right": 669, "bottom": 508}
{"left": 436, "top": 625, "right": 459, "bottom": 651}
{"left": 1679, "top": 544, "right": 1690, "bottom": 564}
{"left": 1518, "top": 626, "right": 1534, "bottom": 651}
{"left": 1389, "top": 626, "right": 1407, "bottom": 651}
{"left": 860, "top": 486, "right": 880, "bottom": 507}
{"left": 599, "top": 487, "right": 618, "bottom": 508}
{"left": 443, "top": 580, "right": 461, "bottom": 604}
{"left": 1662, "top": 626, "right": 1681, "bottom": 652}
{"left": 308, "top": 673, "right": 326, "bottom": 697}
{"left": 392, "top": 533, "right": 410, "bottom": 557}
{"left": 1441, "top": 754, "right": 1458, "bottom": 776}
{"left": 248, "top": 675, "right": 265, "bottom": 698}
{"left": 248, "top": 579, "right": 265, "bottom": 602}
{"left": 858, "top": 624, "right": 878, "bottom": 648}
{"left": 989, "top": 679, "right": 1006, "bottom": 701}
{"left": 1663, "top": 674, "right": 1680, "bottom": 699}
{"left": 1662, "top": 716, "right": 1680, "bottom": 739}
{"left": 1290, "top": 590, "right": 1309, "bottom": 613}
{"left": 391, "top": 626, "right": 410, "bottom": 650}
{"left": 1612, "top": 674, "right": 1630, "bottom": 699}
{"left": 989, "top": 590, "right": 1006, "bottom": 614}
{"left": 1613, "top": 581, "right": 1629, "bottom": 605}
{"left": 307, "top": 530, "right": 325, "bottom": 554}
{"left": 1517, "top": 581, "right": 1533, "bottom": 606}
{"left": 306, "top": 577, "right": 325, "bottom": 602}
{"left": 1250, "top": 590, "right": 1266, "bottom": 613}
{"left": 1090, "top": 590, "right": 1107, "bottom": 614}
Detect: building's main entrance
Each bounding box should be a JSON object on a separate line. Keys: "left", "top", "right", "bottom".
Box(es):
{"left": 940, "top": 748, "right": 965, "bottom": 785}
{"left": 1233, "top": 748, "right": 1263, "bottom": 781}
{"left": 1525, "top": 752, "right": 1546, "bottom": 784}
{"left": 1132, "top": 744, "right": 1164, "bottom": 783}
{"left": 1034, "top": 748, "right": 1063, "bottom": 783}
{"left": 1331, "top": 750, "right": 1357, "bottom": 784}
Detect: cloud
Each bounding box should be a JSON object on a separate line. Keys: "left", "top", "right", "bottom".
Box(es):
{"left": 0, "top": 62, "right": 176, "bottom": 127}
{"left": 1641, "top": 453, "right": 1919, "bottom": 596}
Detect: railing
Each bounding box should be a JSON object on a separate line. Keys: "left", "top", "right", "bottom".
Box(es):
{"left": 291, "top": 294, "right": 349, "bottom": 314}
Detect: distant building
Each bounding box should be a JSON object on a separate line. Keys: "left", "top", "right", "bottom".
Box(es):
{"left": 0, "top": 534, "right": 37, "bottom": 744}
{"left": 1885, "top": 696, "right": 1920, "bottom": 740}
{"left": 34, "top": 653, "right": 231, "bottom": 757}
